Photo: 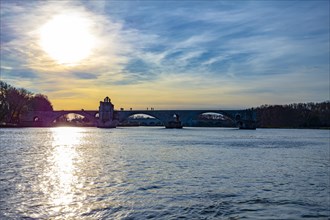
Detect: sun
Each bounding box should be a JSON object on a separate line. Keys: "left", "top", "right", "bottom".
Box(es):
{"left": 39, "top": 14, "right": 96, "bottom": 66}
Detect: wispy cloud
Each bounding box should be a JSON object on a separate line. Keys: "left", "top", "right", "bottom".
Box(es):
{"left": 1, "top": 0, "right": 329, "bottom": 109}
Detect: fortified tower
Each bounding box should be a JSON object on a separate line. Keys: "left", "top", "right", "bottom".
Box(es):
{"left": 98, "top": 96, "right": 117, "bottom": 128}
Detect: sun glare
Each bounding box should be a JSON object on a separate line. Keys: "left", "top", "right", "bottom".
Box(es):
{"left": 47, "top": 127, "right": 84, "bottom": 206}
{"left": 39, "top": 14, "right": 96, "bottom": 66}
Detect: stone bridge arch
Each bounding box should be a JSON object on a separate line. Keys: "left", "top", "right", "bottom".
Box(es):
{"left": 117, "top": 110, "right": 187, "bottom": 128}
{"left": 117, "top": 111, "right": 166, "bottom": 125}
{"left": 193, "top": 111, "right": 235, "bottom": 126}
{"left": 178, "top": 110, "right": 235, "bottom": 122}
{"left": 118, "top": 113, "right": 164, "bottom": 126}
{"left": 49, "top": 111, "right": 99, "bottom": 126}
{"left": 20, "top": 110, "right": 99, "bottom": 127}
{"left": 183, "top": 109, "right": 256, "bottom": 129}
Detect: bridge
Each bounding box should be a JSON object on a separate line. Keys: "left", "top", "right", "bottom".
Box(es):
{"left": 20, "top": 97, "right": 256, "bottom": 129}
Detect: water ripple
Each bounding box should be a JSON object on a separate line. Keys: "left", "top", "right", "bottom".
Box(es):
{"left": 0, "top": 128, "right": 329, "bottom": 219}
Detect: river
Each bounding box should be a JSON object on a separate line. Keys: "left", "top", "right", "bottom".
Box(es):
{"left": 0, "top": 127, "right": 329, "bottom": 219}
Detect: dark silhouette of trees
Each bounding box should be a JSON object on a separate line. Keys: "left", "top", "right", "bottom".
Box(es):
{"left": 254, "top": 101, "right": 330, "bottom": 128}
{"left": 0, "top": 81, "right": 9, "bottom": 122}
{"left": 6, "top": 87, "right": 32, "bottom": 123}
{"left": 0, "top": 81, "right": 53, "bottom": 124}
{"left": 28, "top": 94, "right": 53, "bottom": 111}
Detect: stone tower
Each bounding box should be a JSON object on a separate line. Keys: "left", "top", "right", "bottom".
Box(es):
{"left": 98, "top": 96, "right": 117, "bottom": 128}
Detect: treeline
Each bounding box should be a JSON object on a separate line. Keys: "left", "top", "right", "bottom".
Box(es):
{"left": 254, "top": 102, "right": 330, "bottom": 128}
{"left": 0, "top": 81, "right": 53, "bottom": 124}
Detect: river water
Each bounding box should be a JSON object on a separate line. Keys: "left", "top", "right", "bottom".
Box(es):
{"left": 0, "top": 127, "right": 329, "bottom": 219}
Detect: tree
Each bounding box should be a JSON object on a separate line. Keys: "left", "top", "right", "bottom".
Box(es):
{"left": 254, "top": 101, "right": 330, "bottom": 128}
{"left": 0, "top": 81, "right": 54, "bottom": 124}
{"left": 28, "top": 94, "right": 53, "bottom": 111}
{"left": 6, "top": 87, "right": 32, "bottom": 123}
{"left": 0, "top": 81, "right": 10, "bottom": 122}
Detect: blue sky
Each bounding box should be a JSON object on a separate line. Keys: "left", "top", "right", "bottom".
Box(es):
{"left": 0, "top": 0, "right": 329, "bottom": 110}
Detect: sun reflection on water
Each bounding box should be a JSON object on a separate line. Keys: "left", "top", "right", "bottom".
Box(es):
{"left": 46, "top": 127, "right": 84, "bottom": 211}
{"left": 34, "top": 127, "right": 129, "bottom": 219}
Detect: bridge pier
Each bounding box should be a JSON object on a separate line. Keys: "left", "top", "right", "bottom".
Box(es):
{"left": 164, "top": 113, "right": 183, "bottom": 128}
{"left": 235, "top": 109, "right": 257, "bottom": 130}
{"left": 237, "top": 120, "right": 256, "bottom": 129}
{"left": 164, "top": 121, "right": 183, "bottom": 129}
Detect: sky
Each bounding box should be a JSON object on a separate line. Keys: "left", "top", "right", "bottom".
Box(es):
{"left": 0, "top": 0, "right": 329, "bottom": 110}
